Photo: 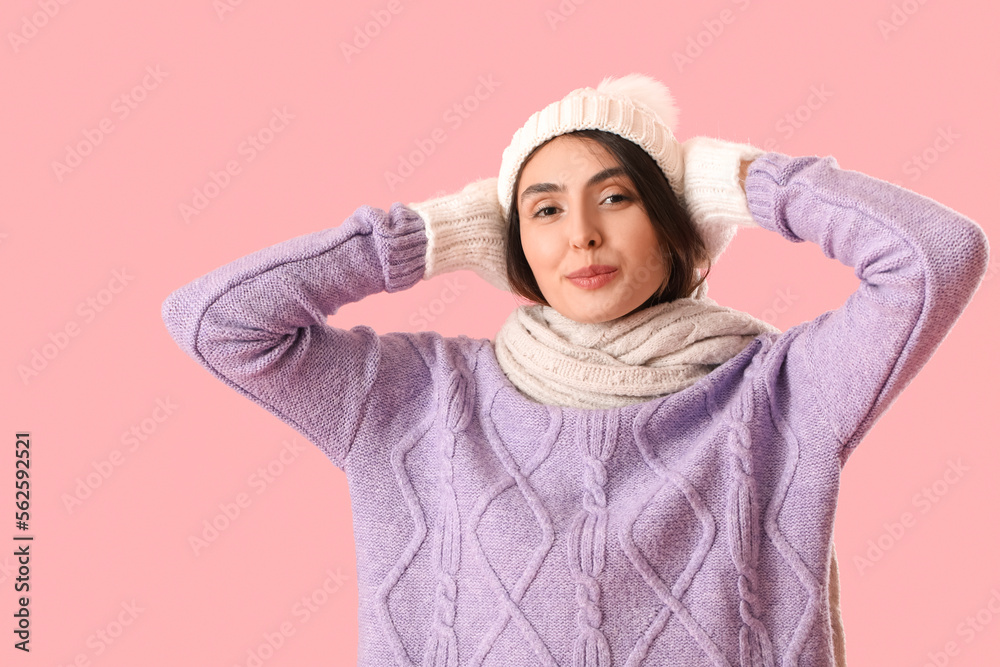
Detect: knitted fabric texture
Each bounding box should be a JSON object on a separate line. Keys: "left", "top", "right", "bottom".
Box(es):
{"left": 680, "top": 136, "right": 767, "bottom": 263}
{"left": 497, "top": 73, "right": 686, "bottom": 218}
{"left": 161, "top": 152, "right": 989, "bottom": 666}
{"left": 408, "top": 177, "right": 510, "bottom": 292}
{"left": 409, "top": 134, "right": 768, "bottom": 305}
{"left": 493, "top": 295, "right": 779, "bottom": 409}
{"left": 495, "top": 74, "right": 766, "bottom": 267}
{"left": 488, "top": 141, "right": 843, "bottom": 664}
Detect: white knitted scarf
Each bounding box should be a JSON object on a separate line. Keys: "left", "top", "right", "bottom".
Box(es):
{"left": 493, "top": 288, "right": 781, "bottom": 410}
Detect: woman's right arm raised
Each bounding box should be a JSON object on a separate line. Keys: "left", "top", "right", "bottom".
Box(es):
{"left": 161, "top": 204, "right": 426, "bottom": 469}
{"left": 160, "top": 179, "right": 507, "bottom": 470}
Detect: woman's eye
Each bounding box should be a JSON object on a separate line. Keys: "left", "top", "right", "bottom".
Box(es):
{"left": 531, "top": 194, "right": 629, "bottom": 218}
{"left": 532, "top": 206, "right": 558, "bottom": 218}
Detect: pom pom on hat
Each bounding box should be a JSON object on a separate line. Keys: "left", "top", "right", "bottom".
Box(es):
{"left": 595, "top": 72, "right": 680, "bottom": 135}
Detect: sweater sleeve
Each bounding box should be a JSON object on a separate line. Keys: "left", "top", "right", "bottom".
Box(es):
{"left": 160, "top": 202, "right": 428, "bottom": 469}
{"left": 744, "top": 152, "right": 990, "bottom": 457}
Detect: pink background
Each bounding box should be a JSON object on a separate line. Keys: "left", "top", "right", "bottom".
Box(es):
{"left": 3, "top": 0, "right": 998, "bottom": 664}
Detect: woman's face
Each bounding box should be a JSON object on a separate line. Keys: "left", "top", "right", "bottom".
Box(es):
{"left": 516, "top": 134, "right": 667, "bottom": 324}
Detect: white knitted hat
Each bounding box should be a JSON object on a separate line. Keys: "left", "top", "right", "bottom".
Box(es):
{"left": 497, "top": 73, "right": 685, "bottom": 218}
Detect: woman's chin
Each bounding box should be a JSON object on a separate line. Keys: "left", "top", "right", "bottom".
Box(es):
{"left": 551, "top": 296, "right": 632, "bottom": 324}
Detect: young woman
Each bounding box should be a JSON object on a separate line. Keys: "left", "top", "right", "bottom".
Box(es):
{"left": 162, "top": 74, "right": 989, "bottom": 666}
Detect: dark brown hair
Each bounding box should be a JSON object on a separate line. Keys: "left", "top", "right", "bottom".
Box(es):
{"left": 504, "top": 129, "right": 712, "bottom": 315}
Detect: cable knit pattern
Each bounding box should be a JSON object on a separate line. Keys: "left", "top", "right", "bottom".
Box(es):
{"left": 473, "top": 392, "right": 562, "bottom": 666}
{"left": 423, "top": 367, "right": 473, "bottom": 666}
{"left": 622, "top": 397, "right": 723, "bottom": 665}
{"left": 569, "top": 410, "right": 618, "bottom": 666}
{"left": 708, "top": 352, "right": 775, "bottom": 667}
{"left": 161, "top": 152, "right": 989, "bottom": 666}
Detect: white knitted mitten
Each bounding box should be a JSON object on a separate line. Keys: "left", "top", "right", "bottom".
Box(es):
{"left": 681, "top": 136, "right": 766, "bottom": 262}
{"left": 407, "top": 177, "right": 510, "bottom": 292}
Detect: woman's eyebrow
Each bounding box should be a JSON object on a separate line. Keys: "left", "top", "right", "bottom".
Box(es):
{"left": 519, "top": 166, "right": 627, "bottom": 206}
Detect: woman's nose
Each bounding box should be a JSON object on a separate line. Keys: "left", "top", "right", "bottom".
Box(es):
{"left": 568, "top": 204, "right": 602, "bottom": 249}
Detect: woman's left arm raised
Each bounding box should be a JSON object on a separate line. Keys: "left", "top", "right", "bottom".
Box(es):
{"left": 682, "top": 136, "right": 989, "bottom": 460}
{"left": 742, "top": 150, "right": 989, "bottom": 457}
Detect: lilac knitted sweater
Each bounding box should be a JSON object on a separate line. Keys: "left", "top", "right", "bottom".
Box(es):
{"left": 161, "top": 152, "right": 988, "bottom": 666}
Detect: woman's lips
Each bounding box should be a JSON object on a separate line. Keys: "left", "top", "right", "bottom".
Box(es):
{"left": 567, "top": 269, "right": 618, "bottom": 290}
